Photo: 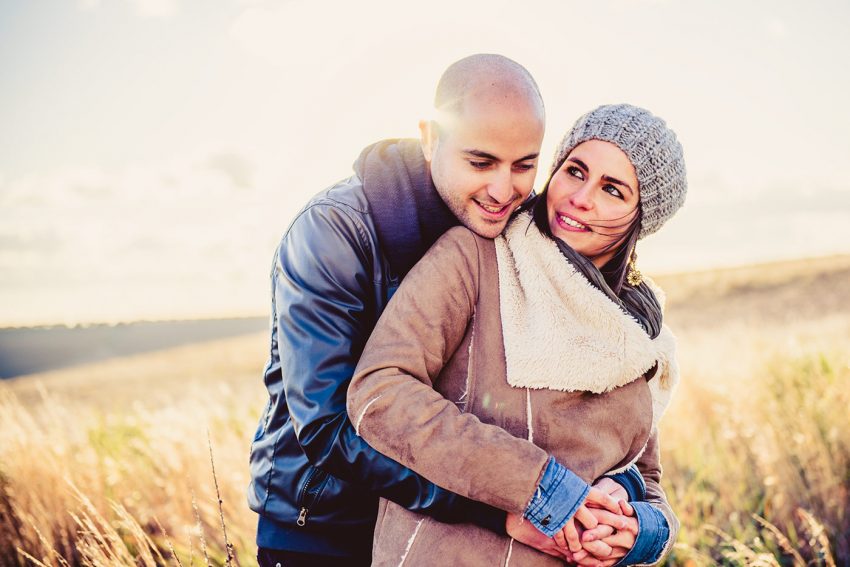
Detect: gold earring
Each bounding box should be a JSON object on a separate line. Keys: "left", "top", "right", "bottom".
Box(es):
{"left": 627, "top": 250, "right": 643, "bottom": 286}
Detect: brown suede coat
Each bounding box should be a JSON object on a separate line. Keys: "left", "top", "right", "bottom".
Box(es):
{"left": 348, "top": 225, "right": 678, "bottom": 566}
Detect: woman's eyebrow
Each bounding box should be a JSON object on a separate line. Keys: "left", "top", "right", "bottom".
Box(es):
{"left": 566, "top": 157, "right": 588, "bottom": 170}
{"left": 602, "top": 175, "right": 635, "bottom": 196}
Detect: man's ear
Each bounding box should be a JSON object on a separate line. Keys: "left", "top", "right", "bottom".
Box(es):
{"left": 419, "top": 119, "right": 436, "bottom": 162}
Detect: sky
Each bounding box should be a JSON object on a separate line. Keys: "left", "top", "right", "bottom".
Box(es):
{"left": 2, "top": 0, "right": 849, "bottom": 326}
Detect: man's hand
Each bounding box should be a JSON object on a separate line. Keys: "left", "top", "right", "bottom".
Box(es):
{"left": 571, "top": 509, "right": 639, "bottom": 566}
{"left": 549, "top": 485, "right": 626, "bottom": 553}
{"left": 549, "top": 486, "right": 632, "bottom": 566}
{"left": 591, "top": 476, "right": 631, "bottom": 509}
{"left": 506, "top": 512, "right": 572, "bottom": 560}
{"left": 506, "top": 487, "right": 633, "bottom": 564}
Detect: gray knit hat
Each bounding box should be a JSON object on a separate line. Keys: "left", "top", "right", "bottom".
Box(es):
{"left": 551, "top": 104, "right": 687, "bottom": 239}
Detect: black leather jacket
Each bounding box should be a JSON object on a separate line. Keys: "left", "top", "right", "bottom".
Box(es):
{"left": 248, "top": 171, "right": 503, "bottom": 556}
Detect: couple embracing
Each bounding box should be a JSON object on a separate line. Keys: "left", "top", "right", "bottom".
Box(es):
{"left": 248, "top": 53, "right": 686, "bottom": 567}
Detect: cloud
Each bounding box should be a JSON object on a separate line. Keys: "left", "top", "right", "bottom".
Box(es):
{"left": 0, "top": 150, "right": 289, "bottom": 324}
{"left": 74, "top": 0, "right": 177, "bottom": 18}
{"left": 131, "top": 0, "right": 178, "bottom": 18}
{"left": 206, "top": 152, "right": 254, "bottom": 189}
{"left": 765, "top": 18, "right": 787, "bottom": 38}
{"left": 76, "top": 0, "right": 102, "bottom": 10}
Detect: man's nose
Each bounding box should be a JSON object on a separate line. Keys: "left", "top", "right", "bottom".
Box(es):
{"left": 487, "top": 169, "right": 514, "bottom": 204}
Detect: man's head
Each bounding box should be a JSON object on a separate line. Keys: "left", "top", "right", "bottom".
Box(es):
{"left": 420, "top": 54, "right": 546, "bottom": 238}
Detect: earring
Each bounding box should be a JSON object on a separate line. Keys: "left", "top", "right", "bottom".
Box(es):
{"left": 627, "top": 250, "right": 643, "bottom": 286}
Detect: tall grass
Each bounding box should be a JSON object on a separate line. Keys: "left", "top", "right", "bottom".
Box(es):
{"left": 662, "top": 348, "right": 849, "bottom": 566}
{"left": 1, "top": 321, "right": 849, "bottom": 565}
{"left": 0, "top": 380, "right": 260, "bottom": 566}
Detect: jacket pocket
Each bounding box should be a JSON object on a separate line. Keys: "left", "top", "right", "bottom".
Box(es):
{"left": 248, "top": 400, "right": 272, "bottom": 464}
{"left": 295, "top": 465, "right": 330, "bottom": 526}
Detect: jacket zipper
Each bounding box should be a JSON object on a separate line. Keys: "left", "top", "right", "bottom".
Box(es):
{"left": 296, "top": 467, "right": 320, "bottom": 527}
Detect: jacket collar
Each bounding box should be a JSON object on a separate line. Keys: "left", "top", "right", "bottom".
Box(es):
{"left": 355, "top": 139, "right": 458, "bottom": 278}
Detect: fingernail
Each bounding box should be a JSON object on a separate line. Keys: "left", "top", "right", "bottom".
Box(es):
{"left": 585, "top": 534, "right": 595, "bottom": 542}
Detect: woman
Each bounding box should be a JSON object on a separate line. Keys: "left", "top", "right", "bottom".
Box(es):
{"left": 348, "top": 104, "right": 686, "bottom": 566}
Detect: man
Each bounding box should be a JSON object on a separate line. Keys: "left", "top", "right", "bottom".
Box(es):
{"left": 248, "top": 54, "right": 641, "bottom": 566}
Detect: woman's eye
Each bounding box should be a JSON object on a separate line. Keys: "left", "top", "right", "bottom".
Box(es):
{"left": 603, "top": 184, "right": 624, "bottom": 199}
{"left": 566, "top": 166, "right": 584, "bottom": 180}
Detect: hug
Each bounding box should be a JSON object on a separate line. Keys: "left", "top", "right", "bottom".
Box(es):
{"left": 250, "top": 54, "right": 686, "bottom": 567}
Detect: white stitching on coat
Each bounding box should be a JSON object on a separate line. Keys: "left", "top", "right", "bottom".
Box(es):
{"left": 354, "top": 395, "right": 382, "bottom": 436}
{"left": 398, "top": 518, "right": 424, "bottom": 567}
{"left": 504, "top": 538, "right": 515, "bottom": 566}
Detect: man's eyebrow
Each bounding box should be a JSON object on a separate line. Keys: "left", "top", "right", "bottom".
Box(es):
{"left": 514, "top": 152, "right": 539, "bottom": 162}
{"left": 463, "top": 149, "right": 540, "bottom": 162}
{"left": 463, "top": 149, "right": 500, "bottom": 161}
{"left": 602, "top": 175, "right": 635, "bottom": 196}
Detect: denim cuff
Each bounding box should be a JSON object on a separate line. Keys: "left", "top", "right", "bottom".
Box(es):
{"left": 617, "top": 502, "right": 670, "bottom": 565}
{"left": 603, "top": 464, "right": 647, "bottom": 502}
{"left": 524, "top": 456, "right": 589, "bottom": 538}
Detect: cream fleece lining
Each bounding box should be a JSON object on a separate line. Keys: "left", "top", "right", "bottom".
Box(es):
{"left": 495, "top": 213, "right": 679, "bottom": 430}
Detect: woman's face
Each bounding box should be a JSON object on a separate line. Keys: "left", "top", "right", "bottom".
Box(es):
{"left": 546, "top": 140, "right": 640, "bottom": 268}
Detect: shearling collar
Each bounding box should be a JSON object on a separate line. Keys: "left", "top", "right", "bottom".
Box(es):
{"left": 495, "top": 213, "right": 679, "bottom": 428}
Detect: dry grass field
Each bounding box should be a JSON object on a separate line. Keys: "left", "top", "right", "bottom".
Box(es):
{"left": 2, "top": 255, "right": 849, "bottom": 566}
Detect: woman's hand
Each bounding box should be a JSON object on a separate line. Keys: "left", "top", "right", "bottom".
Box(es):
{"left": 552, "top": 487, "right": 629, "bottom": 558}
{"left": 571, "top": 509, "right": 639, "bottom": 566}
{"left": 590, "top": 476, "right": 632, "bottom": 509}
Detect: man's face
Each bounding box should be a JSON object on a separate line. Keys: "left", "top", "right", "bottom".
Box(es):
{"left": 423, "top": 96, "right": 545, "bottom": 239}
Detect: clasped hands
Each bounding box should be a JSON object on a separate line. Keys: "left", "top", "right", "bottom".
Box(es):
{"left": 506, "top": 477, "right": 639, "bottom": 566}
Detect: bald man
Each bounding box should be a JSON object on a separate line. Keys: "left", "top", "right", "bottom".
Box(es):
{"left": 248, "top": 54, "right": 637, "bottom": 566}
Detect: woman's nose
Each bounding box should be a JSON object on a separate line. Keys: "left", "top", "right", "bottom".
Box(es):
{"left": 569, "top": 183, "right": 594, "bottom": 209}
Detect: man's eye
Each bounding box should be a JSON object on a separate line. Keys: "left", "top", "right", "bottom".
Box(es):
{"left": 469, "top": 161, "right": 491, "bottom": 169}
{"left": 514, "top": 163, "right": 536, "bottom": 172}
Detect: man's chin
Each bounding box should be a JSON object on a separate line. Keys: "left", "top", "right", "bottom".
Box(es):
{"left": 465, "top": 216, "right": 508, "bottom": 239}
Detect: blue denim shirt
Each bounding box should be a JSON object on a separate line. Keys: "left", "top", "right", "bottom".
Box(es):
{"left": 525, "top": 458, "right": 669, "bottom": 564}
{"left": 604, "top": 465, "right": 647, "bottom": 502}
{"left": 524, "top": 457, "right": 590, "bottom": 537}
{"left": 617, "top": 502, "right": 669, "bottom": 565}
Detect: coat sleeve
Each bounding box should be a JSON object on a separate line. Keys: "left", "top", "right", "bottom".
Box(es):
{"left": 275, "top": 203, "right": 504, "bottom": 528}
{"left": 348, "top": 227, "right": 552, "bottom": 514}
{"left": 629, "top": 427, "right": 680, "bottom": 566}
{"left": 626, "top": 329, "right": 680, "bottom": 566}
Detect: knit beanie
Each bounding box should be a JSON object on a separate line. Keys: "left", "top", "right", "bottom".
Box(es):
{"left": 551, "top": 104, "right": 687, "bottom": 239}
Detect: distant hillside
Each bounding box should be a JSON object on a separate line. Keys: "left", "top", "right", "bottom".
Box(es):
{"left": 0, "top": 316, "right": 267, "bottom": 379}
{"left": 652, "top": 254, "right": 850, "bottom": 331}
{"left": 3, "top": 254, "right": 848, "bottom": 384}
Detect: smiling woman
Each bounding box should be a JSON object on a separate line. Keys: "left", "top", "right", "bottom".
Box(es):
{"left": 547, "top": 139, "right": 641, "bottom": 269}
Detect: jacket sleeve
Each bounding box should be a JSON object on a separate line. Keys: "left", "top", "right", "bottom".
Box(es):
{"left": 348, "top": 227, "right": 553, "bottom": 515}
{"left": 275, "top": 202, "right": 505, "bottom": 530}
{"left": 622, "top": 427, "right": 679, "bottom": 566}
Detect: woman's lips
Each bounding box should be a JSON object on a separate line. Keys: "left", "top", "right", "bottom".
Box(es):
{"left": 556, "top": 213, "right": 590, "bottom": 232}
